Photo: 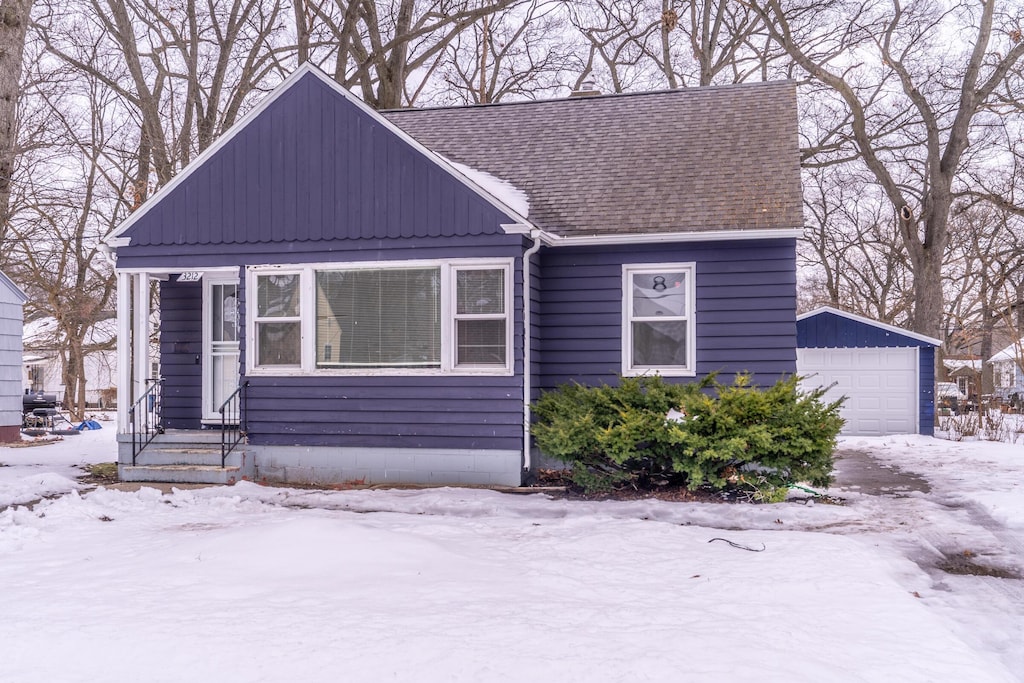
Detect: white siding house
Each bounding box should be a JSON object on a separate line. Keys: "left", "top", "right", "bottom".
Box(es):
{"left": 0, "top": 270, "right": 28, "bottom": 441}
{"left": 22, "top": 317, "right": 118, "bottom": 409}
{"left": 990, "top": 339, "right": 1024, "bottom": 405}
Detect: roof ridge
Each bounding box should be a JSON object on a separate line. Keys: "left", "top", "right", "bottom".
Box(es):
{"left": 384, "top": 79, "right": 797, "bottom": 115}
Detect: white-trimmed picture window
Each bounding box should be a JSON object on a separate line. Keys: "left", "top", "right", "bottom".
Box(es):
{"left": 623, "top": 263, "right": 696, "bottom": 376}
{"left": 247, "top": 260, "right": 513, "bottom": 375}
{"left": 316, "top": 267, "right": 441, "bottom": 368}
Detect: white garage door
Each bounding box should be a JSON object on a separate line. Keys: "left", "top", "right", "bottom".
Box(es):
{"left": 796, "top": 347, "right": 918, "bottom": 436}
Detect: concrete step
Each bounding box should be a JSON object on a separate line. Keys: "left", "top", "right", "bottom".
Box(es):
{"left": 118, "top": 464, "right": 242, "bottom": 485}
{"left": 151, "top": 429, "right": 235, "bottom": 445}
{"left": 132, "top": 447, "right": 244, "bottom": 467}
{"left": 117, "top": 430, "right": 254, "bottom": 483}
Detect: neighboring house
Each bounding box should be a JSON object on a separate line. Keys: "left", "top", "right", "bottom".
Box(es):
{"left": 104, "top": 64, "right": 803, "bottom": 485}
{"left": 0, "top": 270, "right": 28, "bottom": 442}
{"left": 990, "top": 339, "right": 1024, "bottom": 404}
{"left": 943, "top": 356, "right": 981, "bottom": 401}
{"left": 22, "top": 317, "right": 118, "bottom": 409}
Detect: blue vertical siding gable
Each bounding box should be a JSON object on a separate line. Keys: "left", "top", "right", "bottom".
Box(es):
{"left": 797, "top": 310, "right": 931, "bottom": 348}
{"left": 117, "top": 73, "right": 520, "bottom": 254}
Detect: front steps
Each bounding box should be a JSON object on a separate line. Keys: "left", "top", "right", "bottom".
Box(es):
{"left": 117, "top": 429, "right": 252, "bottom": 485}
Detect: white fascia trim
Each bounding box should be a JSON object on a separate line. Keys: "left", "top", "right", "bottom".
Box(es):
{"left": 797, "top": 305, "right": 941, "bottom": 347}
{"left": 346, "top": 106, "right": 534, "bottom": 230}
{"left": 253, "top": 64, "right": 536, "bottom": 229}
{"left": 0, "top": 270, "right": 27, "bottom": 303}
{"left": 104, "top": 66, "right": 320, "bottom": 245}
{"left": 114, "top": 266, "right": 241, "bottom": 276}
{"left": 105, "top": 63, "right": 540, "bottom": 247}
{"left": 540, "top": 227, "right": 804, "bottom": 247}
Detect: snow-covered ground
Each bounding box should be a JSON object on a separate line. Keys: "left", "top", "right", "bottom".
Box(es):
{"left": 1, "top": 424, "right": 1021, "bottom": 682}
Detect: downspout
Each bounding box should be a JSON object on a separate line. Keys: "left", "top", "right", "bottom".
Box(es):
{"left": 522, "top": 229, "right": 543, "bottom": 475}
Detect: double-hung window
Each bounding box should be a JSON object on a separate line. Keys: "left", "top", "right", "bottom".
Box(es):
{"left": 248, "top": 260, "right": 512, "bottom": 375}
{"left": 453, "top": 267, "right": 507, "bottom": 368}
{"left": 253, "top": 272, "right": 302, "bottom": 367}
{"left": 623, "top": 263, "right": 695, "bottom": 376}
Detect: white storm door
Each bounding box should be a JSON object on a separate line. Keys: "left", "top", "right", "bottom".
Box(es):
{"left": 203, "top": 277, "right": 240, "bottom": 421}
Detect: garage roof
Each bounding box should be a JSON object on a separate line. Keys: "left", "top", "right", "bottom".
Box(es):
{"left": 797, "top": 307, "right": 940, "bottom": 348}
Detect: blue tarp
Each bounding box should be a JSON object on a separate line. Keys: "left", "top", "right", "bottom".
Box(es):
{"left": 76, "top": 420, "right": 103, "bottom": 430}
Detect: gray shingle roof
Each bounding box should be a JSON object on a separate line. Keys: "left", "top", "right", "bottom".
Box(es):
{"left": 382, "top": 81, "right": 802, "bottom": 237}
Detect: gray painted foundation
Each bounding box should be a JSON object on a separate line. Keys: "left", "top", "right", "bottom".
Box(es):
{"left": 250, "top": 445, "right": 524, "bottom": 487}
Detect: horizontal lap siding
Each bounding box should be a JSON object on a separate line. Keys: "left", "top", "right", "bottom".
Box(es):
{"left": 537, "top": 239, "right": 797, "bottom": 391}
{"left": 114, "top": 70, "right": 533, "bottom": 455}
{"left": 160, "top": 280, "right": 203, "bottom": 429}
{"left": 0, "top": 298, "right": 23, "bottom": 430}
{"left": 145, "top": 240, "right": 528, "bottom": 452}
{"left": 245, "top": 375, "right": 523, "bottom": 451}
{"left": 243, "top": 245, "right": 526, "bottom": 450}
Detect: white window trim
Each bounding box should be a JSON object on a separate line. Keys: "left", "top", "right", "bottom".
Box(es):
{"left": 250, "top": 269, "right": 304, "bottom": 371}
{"left": 622, "top": 262, "right": 696, "bottom": 377}
{"left": 246, "top": 258, "right": 514, "bottom": 377}
{"left": 202, "top": 274, "right": 240, "bottom": 422}
{"left": 449, "top": 263, "right": 513, "bottom": 371}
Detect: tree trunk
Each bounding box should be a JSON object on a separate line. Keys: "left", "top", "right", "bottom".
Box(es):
{"left": 0, "top": 0, "right": 32, "bottom": 254}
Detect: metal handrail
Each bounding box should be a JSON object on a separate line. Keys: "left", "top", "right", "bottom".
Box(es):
{"left": 219, "top": 380, "right": 249, "bottom": 466}
{"left": 129, "top": 379, "right": 163, "bottom": 465}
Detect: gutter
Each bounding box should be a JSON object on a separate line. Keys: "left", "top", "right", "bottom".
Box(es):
{"left": 536, "top": 227, "right": 804, "bottom": 247}
{"left": 97, "top": 242, "right": 118, "bottom": 267}
{"left": 521, "top": 229, "right": 543, "bottom": 475}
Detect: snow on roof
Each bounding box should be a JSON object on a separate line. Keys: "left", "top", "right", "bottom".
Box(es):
{"left": 23, "top": 316, "right": 117, "bottom": 347}
{"left": 444, "top": 157, "right": 530, "bottom": 219}
{"left": 990, "top": 339, "right": 1024, "bottom": 363}
{"left": 943, "top": 358, "right": 982, "bottom": 372}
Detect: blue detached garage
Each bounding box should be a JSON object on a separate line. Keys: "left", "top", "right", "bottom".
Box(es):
{"left": 796, "top": 306, "right": 940, "bottom": 436}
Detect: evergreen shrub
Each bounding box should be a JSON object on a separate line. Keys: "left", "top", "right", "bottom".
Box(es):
{"left": 531, "top": 374, "right": 844, "bottom": 498}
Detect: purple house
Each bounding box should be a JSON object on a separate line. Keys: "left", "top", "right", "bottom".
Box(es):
{"left": 105, "top": 64, "right": 803, "bottom": 486}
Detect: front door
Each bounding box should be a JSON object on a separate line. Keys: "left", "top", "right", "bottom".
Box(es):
{"left": 203, "top": 277, "right": 240, "bottom": 422}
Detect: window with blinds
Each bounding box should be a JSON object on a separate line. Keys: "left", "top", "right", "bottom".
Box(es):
{"left": 248, "top": 260, "right": 512, "bottom": 374}
{"left": 316, "top": 268, "right": 441, "bottom": 368}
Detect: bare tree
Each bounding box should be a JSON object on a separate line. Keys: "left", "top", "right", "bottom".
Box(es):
{"left": 752, "top": 0, "right": 1024, "bottom": 339}
{"left": 0, "top": 0, "right": 33, "bottom": 255}
{"left": 5, "top": 62, "right": 126, "bottom": 418}
{"left": 567, "top": 0, "right": 669, "bottom": 93}
{"left": 799, "top": 164, "right": 914, "bottom": 323}
{"left": 433, "top": 1, "right": 582, "bottom": 104}
{"left": 301, "top": 0, "right": 525, "bottom": 109}
{"left": 35, "top": 0, "right": 289, "bottom": 200}
{"left": 942, "top": 203, "right": 1024, "bottom": 393}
